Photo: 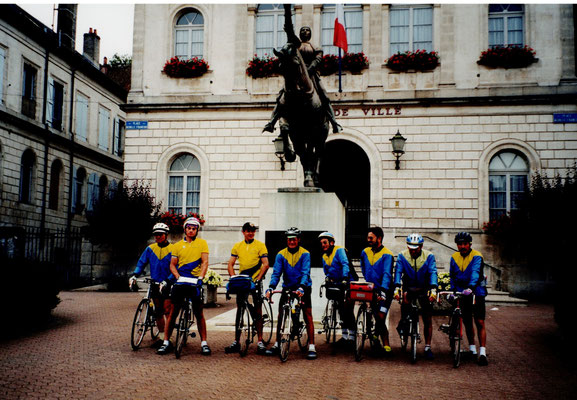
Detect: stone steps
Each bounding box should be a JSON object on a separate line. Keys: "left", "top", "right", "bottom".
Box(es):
{"left": 486, "top": 288, "right": 528, "bottom": 306}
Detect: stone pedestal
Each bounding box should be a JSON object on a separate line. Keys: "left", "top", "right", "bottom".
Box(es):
{"left": 259, "top": 188, "right": 346, "bottom": 321}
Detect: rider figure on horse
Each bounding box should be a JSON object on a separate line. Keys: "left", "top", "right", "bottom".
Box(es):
{"left": 263, "top": 25, "right": 342, "bottom": 135}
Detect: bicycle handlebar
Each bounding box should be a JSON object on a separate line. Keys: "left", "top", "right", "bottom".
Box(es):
{"left": 267, "top": 289, "right": 302, "bottom": 305}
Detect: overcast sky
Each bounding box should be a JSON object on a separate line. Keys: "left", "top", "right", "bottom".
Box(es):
{"left": 17, "top": 3, "right": 134, "bottom": 63}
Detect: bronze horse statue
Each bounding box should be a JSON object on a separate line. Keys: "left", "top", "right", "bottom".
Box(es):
{"left": 271, "top": 6, "right": 330, "bottom": 187}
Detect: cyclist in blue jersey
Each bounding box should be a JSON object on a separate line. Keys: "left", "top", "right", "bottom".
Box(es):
{"left": 129, "top": 223, "right": 174, "bottom": 351}
{"left": 319, "top": 231, "right": 356, "bottom": 345}
{"left": 167, "top": 217, "right": 212, "bottom": 356}
{"left": 393, "top": 233, "right": 438, "bottom": 359}
{"left": 450, "top": 231, "right": 488, "bottom": 366}
{"left": 265, "top": 227, "right": 317, "bottom": 360}
{"left": 225, "top": 222, "right": 270, "bottom": 355}
{"left": 360, "top": 227, "right": 395, "bottom": 356}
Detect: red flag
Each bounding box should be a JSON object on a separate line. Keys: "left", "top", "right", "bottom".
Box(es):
{"left": 333, "top": 4, "right": 348, "bottom": 53}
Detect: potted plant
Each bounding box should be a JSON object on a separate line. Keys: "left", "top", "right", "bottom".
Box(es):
{"left": 163, "top": 56, "right": 209, "bottom": 78}
{"left": 477, "top": 45, "right": 537, "bottom": 69}
{"left": 203, "top": 268, "right": 223, "bottom": 305}
{"left": 433, "top": 272, "right": 452, "bottom": 314}
{"left": 159, "top": 211, "right": 205, "bottom": 235}
{"left": 319, "top": 54, "right": 339, "bottom": 76}
{"left": 385, "top": 50, "right": 440, "bottom": 72}
{"left": 246, "top": 54, "right": 280, "bottom": 78}
{"left": 342, "top": 52, "right": 369, "bottom": 74}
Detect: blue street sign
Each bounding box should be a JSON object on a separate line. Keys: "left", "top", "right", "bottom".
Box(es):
{"left": 553, "top": 113, "right": 577, "bottom": 123}
{"left": 126, "top": 121, "right": 148, "bottom": 130}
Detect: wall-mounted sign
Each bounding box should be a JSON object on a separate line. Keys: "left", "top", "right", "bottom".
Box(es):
{"left": 126, "top": 121, "right": 148, "bottom": 130}
{"left": 334, "top": 106, "right": 402, "bottom": 117}
{"left": 553, "top": 113, "right": 577, "bottom": 123}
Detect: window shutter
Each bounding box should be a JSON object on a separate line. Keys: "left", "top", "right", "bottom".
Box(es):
{"left": 71, "top": 166, "right": 77, "bottom": 214}
{"left": 47, "top": 78, "right": 55, "bottom": 127}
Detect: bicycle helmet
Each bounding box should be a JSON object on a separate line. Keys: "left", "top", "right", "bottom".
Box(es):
{"left": 285, "top": 227, "right": 301, "bottom": 238}
{"left": 152, "top": 223, "right": 170, "bottom": 234}
{"left": 318, "top": 231, "right": 335, "bottom": 241}
{"left": 454, "top": 231, "right": 472, "bottom": 244}
{"left": 183, "top": 217, "right": 201, "bottom": 229}
{"left": 406, "top": 233, "right": 424, "bottom": 249}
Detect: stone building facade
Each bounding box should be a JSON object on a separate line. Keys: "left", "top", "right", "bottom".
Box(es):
{"left": 0, "top": 5, "right": 126, "bottom": 281}
{"left": 125, "top": 4, "right": 577, "bottom": 295}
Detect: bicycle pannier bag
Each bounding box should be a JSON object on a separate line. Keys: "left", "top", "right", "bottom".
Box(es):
{"left": 227, "top": 275, "right": 254, "bottom": 294}
{"left": 325, "top": 283, "right": 344, "bottom": 301}
{"left": 349, "top": 281, "right": 374, "bottom": 302}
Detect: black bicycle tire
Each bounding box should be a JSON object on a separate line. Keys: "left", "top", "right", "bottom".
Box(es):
{"left": 410, "top": 316, "right": 418, "bottom": 364}
{"left": 297, "top": 309, "right": 309, "bottom": 352}
{"left": 130, "top": 299, "right": 149, "bottom": 350}
{"left": 279, "top": 306, "right": 292, "bottom": 362}
{"left": 174, "top": 304, "right": 190, "bottom": 359}
{"left": 323, "top": 300, "right": 332, "bottom": 343}
{"left": 330, "top": 300, "right": 339, "bottom": 344}
{"left": 368, "top": 311, "right": 380, "bottom": 352}
{"left": 354, "top": 305, "right": 367, "bottom": 362}
{"left": 239, "top": 304, "right": 251, "bottom": 357}
{"left": 148, "top": 302, "right": 160, "bottom": 340}
{"left": 452, "top": 314, "right": 462, "bottom": 368}
{"left": 261, "top": 299, "right": 274, "bottom": 346}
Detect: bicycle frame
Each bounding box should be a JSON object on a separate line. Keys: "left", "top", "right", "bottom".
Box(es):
{"left": 318, "top": 283, "right": 343, "bottom": 344}
{"left": 438, "top": 291, "right": 472, "bottom": 368}
{"left": 130, "top": 278, "right": 160, "bottom": 350}
{"left": 270, "top": 289, "right": 308, "bottom": 362}
{"left": 397, "top": 293, "right": 421, "bottom": 364}
{"left": 174, "top": 290, "right": 199, "bottom": 359}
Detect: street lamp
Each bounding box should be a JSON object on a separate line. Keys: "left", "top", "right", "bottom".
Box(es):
{"left": 273, "top": 136, "right": 286, "bottom": 171}
{"left": 390, "top": 130, "right": 407, "bottom": 170}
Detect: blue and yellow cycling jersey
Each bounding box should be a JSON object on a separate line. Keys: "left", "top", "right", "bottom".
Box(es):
{"left": 360, "top": 246, "right": 394, "bottom": 291}
{"left": 450, "top": 249, "right": 487, "bottom": 296}
{"left": 394, "top": 249, "right": 438, "bottom": 289}
{"left": 231, "top": 239, "right": 268, "bottom": 280}
{"left": 322, "top": 246, "right": 350, "bottom": 282}
{"left": 269, "top": 247, "right": 312, "bottom": 289}
{"left": 133, "top": 242, "right": 173, "bottom": 283}
{"left": 171, "top": 237, "right": 209, "bottom": 278}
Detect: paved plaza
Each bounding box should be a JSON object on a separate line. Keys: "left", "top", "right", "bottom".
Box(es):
{"left": 1, "top": 291, "right": 576, "bottom": 400}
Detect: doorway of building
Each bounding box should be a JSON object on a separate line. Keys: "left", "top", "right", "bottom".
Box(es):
{"left": 319, "top": 139, "right": 370, "bottom": 261}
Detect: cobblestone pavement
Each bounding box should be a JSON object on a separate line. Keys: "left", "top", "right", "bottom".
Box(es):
{"left": 1, "top": 291, "right": 576, "bottom": 400}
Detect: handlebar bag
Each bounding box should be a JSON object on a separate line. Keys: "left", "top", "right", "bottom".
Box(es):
{"left": 227, "top": 275, "right": 254, "bottom": 294}
{"left": 349, "top": 281, "right": 375, "bottom": 302}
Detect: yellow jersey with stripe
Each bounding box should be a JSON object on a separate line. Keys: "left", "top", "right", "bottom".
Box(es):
{"left": 172, "top": 237, "right": 209, "bottom": 278}
{"left": 231, "top": 239, "right": 268, "bottom": 280}
{"left": 360, "top": 246, "right": 394, "bottom": 290}
{"left": 450, "top": 249, "right": 486, "bottom": 296}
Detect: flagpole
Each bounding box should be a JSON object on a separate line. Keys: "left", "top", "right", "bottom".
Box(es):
{"left": 338, "top": 48, "right": 342, "bottom": 93}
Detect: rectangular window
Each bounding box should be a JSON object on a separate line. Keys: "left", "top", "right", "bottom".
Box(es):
{"left": 321, "top": 5, "right": 363, "bottom": 55}
{"left": 489, "top": 175, "right": 506, "bottom": 220}
{"left": 389, "top": 5, "right": 433, "bottom": 55}
{"left": 112, "top": 118, "right": 125, "bottom": 156}
{"left": 76, "top": 93, "right": 89, "bottom": 141}
{"left": 47, "top": 78, "right": 64, "bottom": 130}
{"left": 22, "top": 63, "right": 37, "bottom": 118}
{"left": 0, "top": 47, "right": 5, "bottom": 104}
{"left": 168, "top": 175, "right": 200, "bottom": 215}
{"left": 168, "top": 176, "right": 184, "bottom": 214}
{"left": 98, "top": 106, "right": 110, "bottom": 151}
{"left": 489, "top": 5, "right": 524, "bottom": 48}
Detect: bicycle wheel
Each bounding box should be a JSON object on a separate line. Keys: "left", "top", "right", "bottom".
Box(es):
{"left": 238, "top": 305, "right": 252, "bottom": 357}
{"left": 322, "top": 300, "right": 332, "bottom": 343}
{"left": 297, "top": 310, "right": 309, "bottom": 352}
{"left": 410, "top": 317, "right": 418, "bottom": 364}
{"left": 130, "top": 299, "right": 149, "bottom": 350}
{"left": 354, "top": 305, "right": 367, "bottom": 362}
{"left": 279, "top": 306, "right": 292, "bottom": 362}
{"left": 368, "top": 312, "right": 381, "bottom": 352}
{"left": 261, "top": 299, "right": 274, "bottom": 346}
{"left": 148, "top": 300, "right": 160, "bottom": 340}
{"left": 174, "top": 304, "right": 190, "bottom": 359}
{"left": 399, "top": 317, "right": 408, "bottom": 352}
{"left": 450, "top": 313, "right": 462, "bottom": 368}
{"left": 329, "top": 300, "right": 339, "bottom": 344}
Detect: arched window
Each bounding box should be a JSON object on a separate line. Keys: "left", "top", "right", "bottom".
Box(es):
{"left": 72, "top": 167, "right": 86, "bottom": 214}
{"left": 489, "top": 4, "right": 524, "bottom": 48}
{"left": 175, "top": 8, "right": 204, "bottom": 59}
{"left": 49, "top": 159, "right": 63, "bottom": 210}
{"left": 255, "top": 4, "right": 293, "bottom": 58}
{"left": 19, "top": 149, "right": 36, "bottom": 204}
{"left": 489, "top": 150, "right": 529, "bottom": 220}
{"left": 321, "top": 4, "right": 363, "bottom": 55}
{"left": 168, "top": 153, "right": 200, "bottom": 215}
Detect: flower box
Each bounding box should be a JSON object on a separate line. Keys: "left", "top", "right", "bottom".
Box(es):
{"left": 163, "top": 56, "right": 209, "bottom": 78}
{"left": 385, "top": 50, "right": 439, "bottom": 72}
{"left": 477, "top": 45, "right": 537, "bottom": 69}
{"left": 246, "top": 54, "right": 280, "bottom": 79}
{"left": 159, "top": 211, "right": 205, "bottom": 234}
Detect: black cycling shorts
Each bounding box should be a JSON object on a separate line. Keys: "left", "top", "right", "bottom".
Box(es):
{"left": 461, "top": 295, "right": 486, "bottom": 320}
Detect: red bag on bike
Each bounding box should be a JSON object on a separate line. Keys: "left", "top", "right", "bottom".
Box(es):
{"left": 348, "top": 281, "right": 374, "bottom": 302}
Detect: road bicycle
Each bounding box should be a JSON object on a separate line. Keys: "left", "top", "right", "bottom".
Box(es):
{"left": 397, "top": 292, "right": 421, "bottom": 364}
{"left": 349, "top": 282, "right": 380, "bottom": 362}
{"left": 228, "top": 280, "right": 274, "bottom": 357}
{"left": 270, "top": 289, "right": 309, "bottom": 362}
{"left": 130, "top": 278, "right": 160, "bottom": 350}
{"left": 318, "top": 282, "right": 345, "bottom": 344}
{"left": 172, "top": 278, "right": 202, "bottom": 359}
{"left": 438, "top": 291, "right": 471, "bottom": 368}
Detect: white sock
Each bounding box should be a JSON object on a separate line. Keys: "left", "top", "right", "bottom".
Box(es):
{"left": 469, "top": 344, "right": 477, "bottom": 354}
{"left": 257, "top": 341, "right": 263, "bottom": 346}
{"left": 201, "top": 340, "right": 207, "bottom": 347}
{"left": 308, "top": 344, "right": 316, "bottom": 351}
{"left": 424, "top": 344, "right": 431, "bottom": 351}
{"left": 479, "top": 346, "right": 486, "bottom": 356}
{"left": 273, "top": 341, "right": 278, "bottom": 348}
{"left": 163, "top": 340, "right": 170, "bottom": 346}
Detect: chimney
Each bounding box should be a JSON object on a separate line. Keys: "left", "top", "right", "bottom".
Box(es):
{"left": 83, "top": 27, "right": 100, "bottom": 66}
{"left": 57, "top": 4, "right": 77, "bottom": 50}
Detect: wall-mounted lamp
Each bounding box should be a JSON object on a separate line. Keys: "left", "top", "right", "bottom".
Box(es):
{"left": 389, "top": 130, "right": 407, "bottom": 170}
{"left": 272, "top": 136, "right": 286, "bottom": 171}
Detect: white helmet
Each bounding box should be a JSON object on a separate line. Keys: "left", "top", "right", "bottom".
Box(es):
{"left": 183, "top": 217, "right": 201, "bottom": 229}
{"left": 152, "top": 223, "right": 169, "bottom": 234}
{"left": 406, "top": 233, "right": 424, "bottom": 249}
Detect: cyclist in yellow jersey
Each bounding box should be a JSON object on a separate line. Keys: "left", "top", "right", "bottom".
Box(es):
{"left": 167, "top": 217, "right": 211, "bottom": 355}
{"left": 225, "top": 222, "right": 270, "bottom": 355}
